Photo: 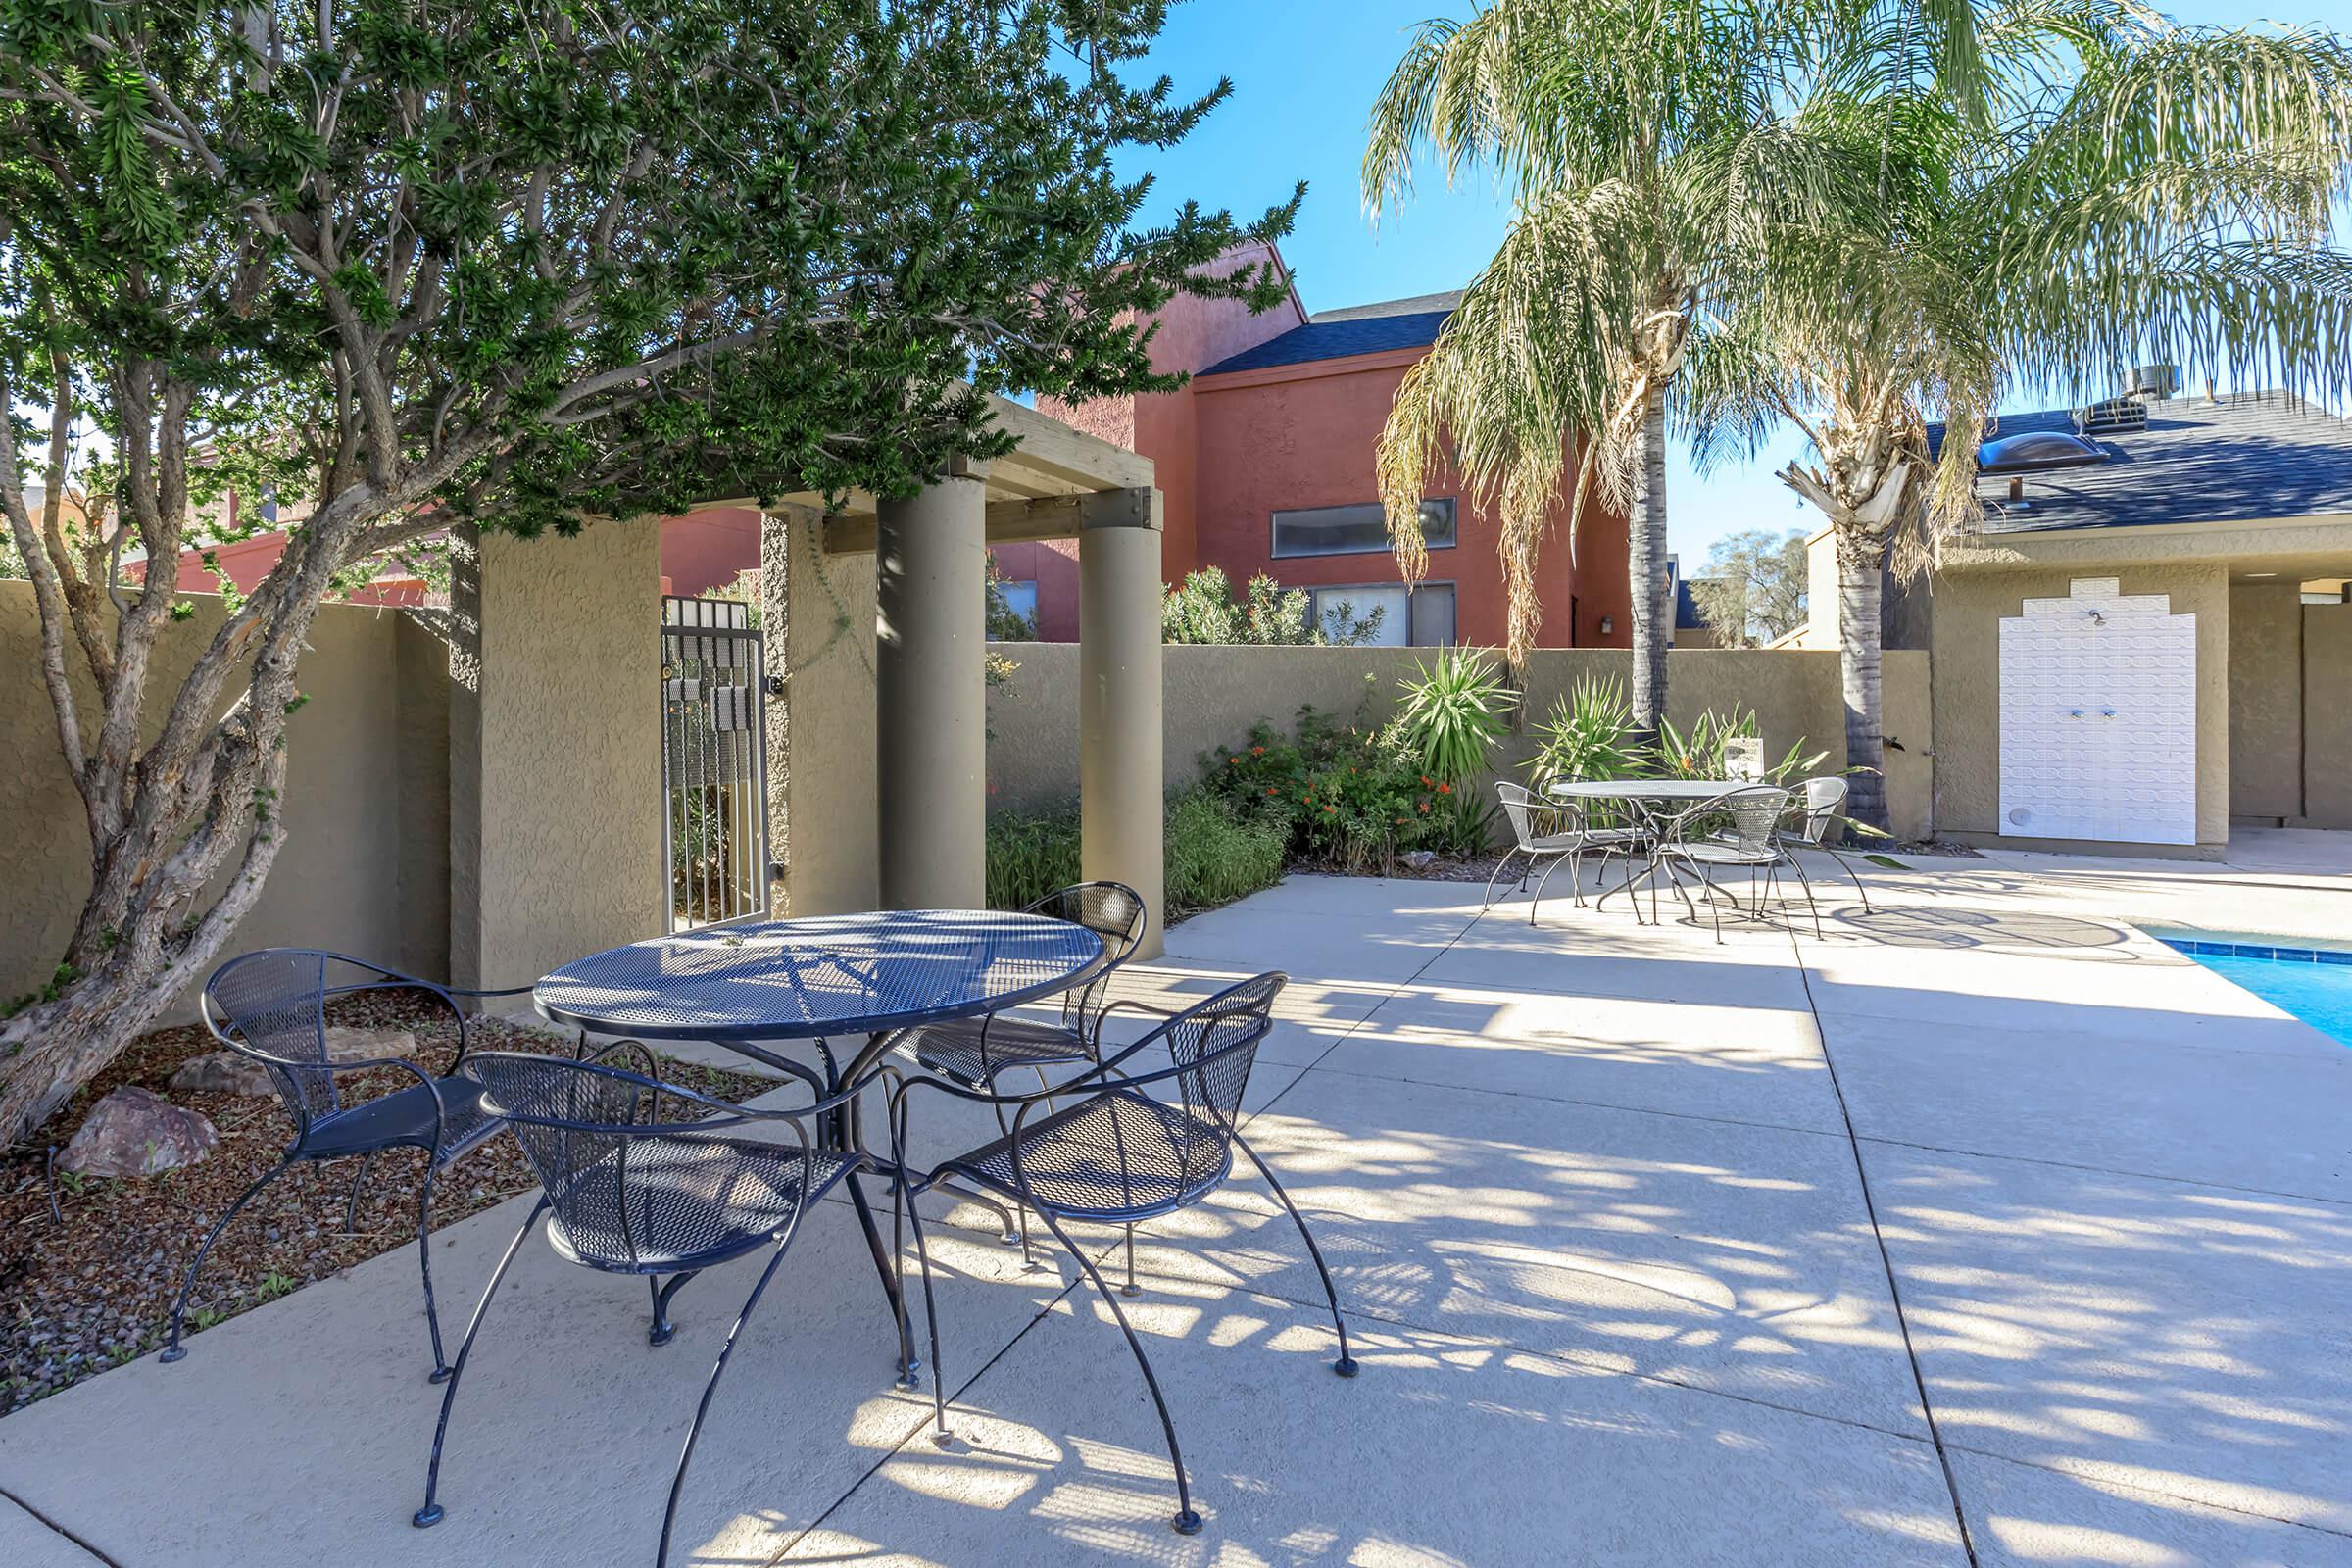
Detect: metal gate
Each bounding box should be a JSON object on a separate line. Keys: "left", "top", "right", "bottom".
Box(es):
{"left": 662, "top": 595, "right": 770, "bottom": 930}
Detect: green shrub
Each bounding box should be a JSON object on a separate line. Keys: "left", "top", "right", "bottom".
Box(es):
{"left": 1165, "top": 789, "right": 1286, "bottom": 913}
{"left": 983, "top": 803, "right": 1082, "bottom": 911}
{"left": 1202, "top": 705, "right": 1479, "bottom": 872}
{"left": 983, "top": 787, "right": 1285, "bottom": 919}
{"left": 1651, "top": 705, "right": 1825, "bottom": 784}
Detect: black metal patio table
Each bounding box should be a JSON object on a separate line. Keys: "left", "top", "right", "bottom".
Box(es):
{"left": 535, "top": 908, "right": 1107, "bottom": 1145}
{"left": 532, "top": 908, "right": 1106, "bottom": 1383}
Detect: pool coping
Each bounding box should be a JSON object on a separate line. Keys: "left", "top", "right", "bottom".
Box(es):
{"left": 2145, "top": 926, "right": 2352, "bottom": 964}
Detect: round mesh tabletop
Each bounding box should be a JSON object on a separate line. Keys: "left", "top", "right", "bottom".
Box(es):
{"left": 534, "top": 910, "right": 1106, "bottom": 1042}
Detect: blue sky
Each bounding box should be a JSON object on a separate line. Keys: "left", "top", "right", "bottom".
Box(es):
{"left": 1119, "top": 0, "right": 2351, "bottom": 569}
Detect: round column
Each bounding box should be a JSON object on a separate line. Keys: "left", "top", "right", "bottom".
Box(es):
{"left": 1079, "top": 489, "right": 1165, "bottom": 956}
{"left": 876, "top": 474, "right": 987, "bottom": 908}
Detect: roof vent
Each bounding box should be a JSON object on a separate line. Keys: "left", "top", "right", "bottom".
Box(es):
{"left": 2127, "top": 363, "right": 2177, "bottom": 401}
{"left": 1980, "top": 430, "right": 2109, "bottom": 474}
{"left": 2078, "top": 397, "right": 2147, "bottom": 435}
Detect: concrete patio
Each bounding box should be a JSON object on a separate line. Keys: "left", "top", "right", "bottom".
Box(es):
{"left": 2, "top": 849, "right": 2346, "bottom": 1567}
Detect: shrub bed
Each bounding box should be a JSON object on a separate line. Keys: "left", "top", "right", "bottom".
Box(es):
{"left": 984, "top": 785, "right": 1287, "bottom": 918}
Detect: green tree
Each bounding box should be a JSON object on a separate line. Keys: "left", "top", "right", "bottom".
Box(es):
{"left": 1691, "top": 6, "right": 2352, "bottom": 831}
{"left": 0, "top": 0, "right": 1298, "bottom": 1145}
{"left": 1160, "top": 566, "right": 1384, "bottom": 645}
{"left": 1687, "top": 528, "right": 1810, "bottom": 649}
{"left": 1362, "top": 0, "right": 1983, "bottom": 738}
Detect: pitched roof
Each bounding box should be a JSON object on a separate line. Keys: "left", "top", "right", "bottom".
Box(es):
{"left": 1927, "top": 392, "right": 2352, "bottom": 534}
{"left": 1200, "top": 291, "right": 1460, "bottom": 376}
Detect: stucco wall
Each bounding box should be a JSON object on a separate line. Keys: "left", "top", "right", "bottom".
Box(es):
{"left": 2305, "top": 604, "right": 2352, "bottom": 828}
{"left": 0, "top": 581, "right": 443, "bottom": 1010}
{"left": 2229, "top": 583, "right": 2304, "bottom": 821}
{"left": 1932, "top": 564, "right": 2230, "bottom": 852}
{"left": 777, "top": 514, "right": 883, "bottom": 916}
{"left": 448, "top": 520, "right": 664, "bottom": 988}
{"left": 983, "top": 644, "right": 1931, "bottom": 833}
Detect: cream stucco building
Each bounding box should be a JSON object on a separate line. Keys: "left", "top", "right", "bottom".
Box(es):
{"left": 1783, "top": 388, "right": 2352, "bottom": 858}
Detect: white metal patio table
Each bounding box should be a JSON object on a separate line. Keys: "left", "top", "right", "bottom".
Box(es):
{"left": 1546, "top": 778, "right": 1747, "bottom": 912}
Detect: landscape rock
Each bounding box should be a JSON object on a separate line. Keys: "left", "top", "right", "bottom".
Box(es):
{"left": 1399, "top": 850, "right": 1437, "bottom": 870}
{"left": 58, "top": 1087, "right": 219, "bottom": 1178}
{"left": 169, "top": 1026, "right": 419, "bottom": 1098}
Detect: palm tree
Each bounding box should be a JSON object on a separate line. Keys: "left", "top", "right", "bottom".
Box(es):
{"left": 1360, "top": 0, "right": 1983, "bottom": 739}
{"left": 1693, "top": 7, "right": 2352, "bottom": 832}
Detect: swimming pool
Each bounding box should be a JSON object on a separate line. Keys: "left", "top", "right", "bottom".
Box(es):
{"left": 2153, "top": 931, "right": 2352, "bottom": 1048}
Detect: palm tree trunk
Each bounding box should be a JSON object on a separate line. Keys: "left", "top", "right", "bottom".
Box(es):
{"left": 1627, "top": 382, "right": 1669, "bottom": 744}
{"left": 1836, "top": 531, "right": 1890, "bottom": 835}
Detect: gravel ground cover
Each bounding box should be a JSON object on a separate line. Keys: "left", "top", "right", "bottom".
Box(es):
{"left": 0, "top": 993, "right": 772, "bottom": 1416}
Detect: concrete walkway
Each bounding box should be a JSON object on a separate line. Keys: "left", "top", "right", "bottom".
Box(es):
{"left": 2, "top": 851, "right": 2347, "bottom": 1567}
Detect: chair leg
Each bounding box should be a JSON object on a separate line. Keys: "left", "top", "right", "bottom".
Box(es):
{"left": 1528, "top": 853, "right": 1572, "bottom": 925}
{"left": 1031, "top": 1205, "right": 1204, "bottom": 1535}
{"left": 654, "top": 1231, "right": 804, "bottom": 1568}
{"left": 846, "top": 1171, "right": 919, "bottom": 1389}
{"left": 1786, "top": 851, "right": 1825, "bottom": 938}
{"left": 417, "top": 1166, "right": 453, "bottom": 1383}
{"left": 1827, "top": 846, "right": 1875, "bottom": 911}
{"left": 1120, "top": 1224, "right": 1144, "bottom": 1298}
{"left": 1479, "top": 847, "right": 1522, "bottom": 911}
{"left": 343, "top": 1151, "right": 378, "bottom": 1233}
{"left": 649, "top": 1271, "right": 699, "bottom": 1347}
{"left": 1699, "top": 866, "right": 1724, "bottom": 943}
{"left": 416, "top": 1199, "right": 548, "bottom": 1529}
{"left": 161, "top": 1157, "right": 294, "bottom": 1363}
{"left": 1231, "top": 1133, "right": 1357, "bottom": 1378}
{"left": 900, "top": 1171, "right": 955, "bottom": 1448}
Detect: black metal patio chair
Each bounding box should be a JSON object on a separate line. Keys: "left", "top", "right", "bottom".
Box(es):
{"left": 1649, "top": 784, "right": 1822, "bottom": 941}
{"left": 413, "top": 1052, "right": 884, "bottom": 1566}
{"left": 889, "top": 881, "right": 1147, "bottom": 1264}
{"left": 884, "top": 971, "right": 1357, "bottom": 1537}
{"left": 161, "top": 949, "right": 535, "bottom": 1382}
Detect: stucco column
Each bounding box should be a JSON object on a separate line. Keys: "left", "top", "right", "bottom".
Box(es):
{"left": 759, "top": 504, "right": 819, "bottom": 915}
{"left": 875, "top": 467, "right": 988, "bottom": 908}
{"left": 1079, "top": 487, "right": 1165, "bottom": 957}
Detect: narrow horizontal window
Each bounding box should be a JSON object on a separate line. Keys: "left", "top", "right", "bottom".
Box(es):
{"left": 1271, "top": 499, "right": 1455, "bottom": 559}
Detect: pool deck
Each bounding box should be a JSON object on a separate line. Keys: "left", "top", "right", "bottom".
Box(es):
{"left": 2, "top": 843, "right": 2347, "bottom": 1567}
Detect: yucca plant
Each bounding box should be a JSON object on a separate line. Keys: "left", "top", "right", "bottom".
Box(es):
{"left": 1650, "top": 707, "right": 1825, "bottom": 785}
{"left": 1396, "top": 647, "right": 1514, "bottom": 786}
{"left": 1524, "top": 674, "right": 1648, "bottom": 789}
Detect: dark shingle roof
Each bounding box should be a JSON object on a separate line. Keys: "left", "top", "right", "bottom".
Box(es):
{"left": 1927, "top": 392, "right": 2352, "bottom": 534}
{"left": 1200, "top": 292, "right": 1459, "bottom": 375}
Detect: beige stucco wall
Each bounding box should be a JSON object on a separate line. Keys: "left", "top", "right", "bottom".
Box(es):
{"left": 2229, "top": 584, "right": 2304, "bottom": 822}
{"left": 981, "top": 643, "right": 1931, "bottom": 835}
{"left": 448, "top": 520, "right": 663, "bottom": 989}
{"left": 776, "top": 514, "right": 883, "bottom": 916}
{"left": 0, "top": 581, "right": 444, "bottom": 1010}
{"left": 1932, "top": 564, "right": 2230, "bottom": 853}
{"left": 2304, "top": 604, "right": 2352, "bottom": 828}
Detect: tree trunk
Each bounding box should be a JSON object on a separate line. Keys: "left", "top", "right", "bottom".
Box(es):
{"left": 1627, "top": 382, "right": 1669, "bottom": 745}
{"left": 1837, "top": 531, "right": 1890, "bottom": 837}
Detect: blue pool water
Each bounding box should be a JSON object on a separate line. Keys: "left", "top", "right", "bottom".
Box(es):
{"left": 2157, "top": 933, "right": 2352, "bottom": 1047}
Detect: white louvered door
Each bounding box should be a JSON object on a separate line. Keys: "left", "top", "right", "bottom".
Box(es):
{"left": 1997, "top": 578, "right": 2197, "bottom": 845}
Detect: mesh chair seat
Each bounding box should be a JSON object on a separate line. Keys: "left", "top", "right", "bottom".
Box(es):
{"left": 903, "top": 1013, "right": 1091, "bottom": 1088}
{"left": 300, "top": 1077, "right": 502, "bottom": 1162}
{"left": 1666, "top": 838, "right": 1781, "bottom": 866}
{"left": 940, "top": 1090, "right": 1234, "bottom": 1224}
{"left": 1527, "top": 824, "right": 1645, "bottom": 852}
{"left": 543, "top": 1138, "right": 855, "bottom": 1275}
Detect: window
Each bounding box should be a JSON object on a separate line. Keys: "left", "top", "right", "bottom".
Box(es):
{"left": 990, "top": 579, "right": 1039, "bottom": 638}
{"left": 1271, "top": 499, "right": 1455, "bottom": 559}
{"left": 1308, "top": 583, "right": 1456, "bottom": 647}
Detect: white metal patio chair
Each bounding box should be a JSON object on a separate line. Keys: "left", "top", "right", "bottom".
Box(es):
{"left": 1485, "top": 782, "right": 1645, "bottom": 923}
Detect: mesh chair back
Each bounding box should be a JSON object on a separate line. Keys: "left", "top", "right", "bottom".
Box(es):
{"left": 1797, "top": 776, "right": 1847, "bottom": 844}
{"left": 1153, "top": 971, "right": 1284, "bottom": 1188}
{"left": 1029, "top": 882, "right": 1147, "bottom": 1034}
{"left": 1497, "top": 782, "right": 1576, "bottom": 849}
{"left": 1716, "top": 786, "right": 1793, "bottom": 856}
{"left": 465, "top": 1053, "right": 675, "bottom": 1271}
{"left": 207, "top": 950, "right": 343, "bottom": 1135}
